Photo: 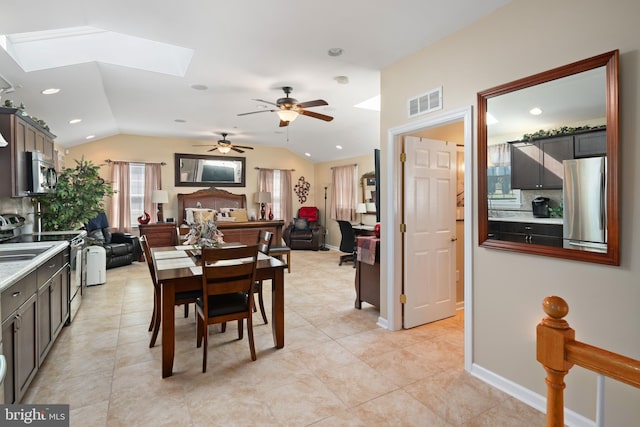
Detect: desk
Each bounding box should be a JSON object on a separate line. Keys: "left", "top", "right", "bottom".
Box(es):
{"left": 352, "top": 224, "right": 375, "bottom": 236}
{"left": 355, "top": 237, "right": 380, "bottom": 309}
{"left": 152, "top": 245, "right": 287, "bottom": 378}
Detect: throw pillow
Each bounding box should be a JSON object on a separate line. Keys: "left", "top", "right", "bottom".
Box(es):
{"left": 293, "top": 217, "right": 309, "bottom": 231}
{"left": 229, "top": 209, "right": 249, "bottom": 222}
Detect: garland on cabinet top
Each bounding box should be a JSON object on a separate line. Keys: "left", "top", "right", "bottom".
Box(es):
{"left": 521, "top": 124, "right": 605, "bottom": 142}
{"left": 2, "top": 99, "right": 50, "bottom": 131}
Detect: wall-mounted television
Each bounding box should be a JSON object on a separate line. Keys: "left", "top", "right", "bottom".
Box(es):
{"left": 374, "top": 149, "right": 380, "bottom": 222}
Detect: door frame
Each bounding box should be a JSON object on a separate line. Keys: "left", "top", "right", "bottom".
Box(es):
{"left": 383, "top": 106, "right": 473, "bottom": 371}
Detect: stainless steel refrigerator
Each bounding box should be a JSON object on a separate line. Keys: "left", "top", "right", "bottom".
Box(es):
{"left": 562, "top": 157, "right": 607, "bottom": 253}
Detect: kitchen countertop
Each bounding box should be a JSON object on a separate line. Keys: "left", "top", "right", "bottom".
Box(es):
{"left": 0, "top": 241, "right": 68, "bottom": 292}
{"left": 489, "top": 216, "right": 564, "bottom": 225}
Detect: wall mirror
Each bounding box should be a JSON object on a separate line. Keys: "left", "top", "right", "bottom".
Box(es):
{"left": 361, "top": 172, "right": 376, "bottom": 213}
{"left": 477, "top": 50, "right": 619, "bottom": 265}
{"left": 174, "top": 153, "right": 246, "bottom": 187}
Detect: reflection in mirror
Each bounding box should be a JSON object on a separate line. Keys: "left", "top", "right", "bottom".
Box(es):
{"left": 361, "top": 172, "right": 376, "bottom": 213}
{"left": 478, "top": 50, "right": 619, "bottom": 265}
{"left": 174, "top": 153, "right": 246, "bottom": 187}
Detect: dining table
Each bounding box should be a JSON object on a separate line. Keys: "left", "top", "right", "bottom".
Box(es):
{"left": 151, "top": 244, "right": 287, "bottom": 378}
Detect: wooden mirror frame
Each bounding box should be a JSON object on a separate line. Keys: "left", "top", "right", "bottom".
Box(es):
{"left": 477, "top": 50, "right": 620, "bottom": 265}
{"left": 174, "top": 153, "right": 246, "bottom": 187}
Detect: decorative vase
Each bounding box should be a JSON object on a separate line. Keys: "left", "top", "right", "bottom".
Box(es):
{"left": 137, "top": 211, "right": 151, "bottom": 224}
{"left": 374, "top": 223, "right": 380, "bottom": 238}
{"left": 268, "top": 207, "right": 274, "bottom": 220}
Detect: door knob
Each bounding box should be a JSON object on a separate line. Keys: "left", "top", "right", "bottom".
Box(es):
{"left": 451, "top": 236, "right": 458, "bottom": 242}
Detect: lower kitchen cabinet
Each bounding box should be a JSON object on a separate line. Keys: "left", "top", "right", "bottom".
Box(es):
{"left": 37, "top": 267, "right": 67, "bottom": 364}
{"left": 489, "top": 220, "right": 563, "bottom": 247}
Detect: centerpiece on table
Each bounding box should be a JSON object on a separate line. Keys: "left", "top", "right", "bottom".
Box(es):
{"left": 182, "top": 220, "right": 224, "bottom": 249}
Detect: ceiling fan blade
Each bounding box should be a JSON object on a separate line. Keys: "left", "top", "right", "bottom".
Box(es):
{"left": 231, "top": 147, "right": 245, "bottom": 153}
{"left": 279, "top": 120, "right": 290, "bottom": 127}
{"left": 233, "top": 145, "right": 254, "bottom": 150}
{"left": 299, "top": 109, "right": 334, "bottom": 122}
{"left": 192, "top": 145, "right": 216, "bottom": 147}
{"left": 207, "top": 147, "right": 220, "bottom": 152}
{"left": 237, "top": 109, "right": 276, "bottom": 116}
{"left": 296, "top": 99, "right": 328, "bottom": 109}
{"left": 252, "top": 98, "right": 279, "bottom": 107}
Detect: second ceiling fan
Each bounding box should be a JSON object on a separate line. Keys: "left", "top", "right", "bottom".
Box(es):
{"left": 192, "top": 133, "right": 254, "bottom": 153}
{"left": 238, "top": 86, "right": 334, "bottom": 127}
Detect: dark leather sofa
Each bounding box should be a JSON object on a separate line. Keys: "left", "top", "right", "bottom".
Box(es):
{"left": 86, "top": 213, "right": 142, "bottom": 269}
{"left": 283, "top": 207, "right": 324, "bottom": 250}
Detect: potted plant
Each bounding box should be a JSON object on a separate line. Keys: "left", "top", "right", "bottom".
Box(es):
{"left": 36, "top": 157, "right": 115, "bottom": 231}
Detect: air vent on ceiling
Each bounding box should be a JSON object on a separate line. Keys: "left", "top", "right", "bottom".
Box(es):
{"left": 408, "top": 86, "right": 442, "bottom": 118}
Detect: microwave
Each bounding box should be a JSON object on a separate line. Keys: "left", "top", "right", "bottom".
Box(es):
{"left": 26, "top": 151, "right": 57, "bottom": 194}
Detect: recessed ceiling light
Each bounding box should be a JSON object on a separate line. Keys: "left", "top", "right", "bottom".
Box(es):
{"left": 529, "top": 107, "right": 543, "bottom": 115}
{"left": 334, "top": 76, "right": 349, "bottom": 85}
{"left": 305, "top": 153, "right": 311, "bottom": 157}
{"left": 68, "top": 118, "right": 82, "bottom": 124}
{"left": 41, "top": 88, "right": 60, "bottom": 95}
{"left": 174, "top": 119, "right": 186, "bottom": 123}
{"left": 336, "top": 145, "right": 343, "bottom": 150}
{"left": 85, "top": 135, "right": 95, "bottom": 140}
{"left": 328, "top": 48, "right": 343, "bottom": 57}
{"left": 190, "top": 84, "right": 208, "bottom": 91}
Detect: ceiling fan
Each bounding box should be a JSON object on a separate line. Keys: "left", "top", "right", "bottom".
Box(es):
{"left": 192, "top": 133, "right": 254, "bottom": 154}
{"left": 238, "top": 86, "right": 334, "bottom": 127}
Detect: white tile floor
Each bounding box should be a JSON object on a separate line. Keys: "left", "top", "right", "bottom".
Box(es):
{"left": 23, "top": 249, "right": 546, "bottom": 426}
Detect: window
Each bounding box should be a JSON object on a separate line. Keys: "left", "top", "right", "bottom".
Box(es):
{"left": 129, "top": 163, "right": 145, "bottom": 225}
{"left": 272, "top": 170, "right": 281, "bottom": 218}
{"left": 487, "top": 143, "right": 521, "bottom": 209}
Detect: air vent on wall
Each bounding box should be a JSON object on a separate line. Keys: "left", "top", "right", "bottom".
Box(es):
{"left": 408, "top": 86, "right": 442, "bottom": 118}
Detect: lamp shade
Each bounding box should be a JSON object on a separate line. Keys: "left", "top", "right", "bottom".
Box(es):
{"left": 151, "top": 190, "right": 169, "bottom": 204}
{"left": 356, "top": 203, "right": 367, "bottom": 214}
{"left": 255, "top": 191, "right": 271, "bottom": 204}
{"left": 276, "top": 109, "right": 298, "bottom": 123}
{"left": 366, "top": 202, "right": 376, "bottom": 212}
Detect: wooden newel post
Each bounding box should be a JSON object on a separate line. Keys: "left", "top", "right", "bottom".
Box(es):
{"left": 536, "top": 296, "right": 575, "bottom": 427}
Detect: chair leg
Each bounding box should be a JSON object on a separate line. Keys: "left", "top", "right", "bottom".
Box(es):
{"left": 196, "top": 313, "right": 203, "bottom": 348}
{"left": 184, "top": 303, "right": 189, "bottom": 318}
{"left": 253, "top": 281, "right": 268, "bottom": 324}
{"left": 237, "top": 319, "right": 244, "bottom": 340}
{"left": 202, "top": 323, "right": 208, "bottom": 373}
{"left": 247, "top": 315, "right": 256, "bottom": 361}
{"left": 149, "top": 287, "right": 161, "bottom": 348}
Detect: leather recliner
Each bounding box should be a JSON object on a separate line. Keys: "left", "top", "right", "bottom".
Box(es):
{"left": 86, "top": 213, "right": 142, "bottom": 269}
{"left": 283, "top": 207, "right": 324, "bottom": 250}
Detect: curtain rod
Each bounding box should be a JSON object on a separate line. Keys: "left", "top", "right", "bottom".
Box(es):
{"left": 330, "top": 163, "right": 357, "bottom": 169}
{"left": 105, "top": 159, "right": 167, "bottom": 165}
{"left": 254, "top": 167, "right": 295, "bottom": 171}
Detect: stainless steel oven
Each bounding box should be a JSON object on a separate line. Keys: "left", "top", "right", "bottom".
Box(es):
{"left": 68, "top": 234, "right": 86, "bottom": 323}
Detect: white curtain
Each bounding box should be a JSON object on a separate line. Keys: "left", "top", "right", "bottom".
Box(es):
{"left": 330, "top": 164, "right": 358, "bottom": 221}
{"left": 258, "top": 169, "right": 292, "bottom": 221}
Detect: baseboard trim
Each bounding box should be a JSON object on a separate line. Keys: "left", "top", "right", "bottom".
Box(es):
{"left": 470, "top": 364, "right": 595, "bottom": 427}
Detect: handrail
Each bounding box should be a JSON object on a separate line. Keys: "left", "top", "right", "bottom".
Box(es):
{"left": 536, "top": 296, "right": 640, "bottom": 427}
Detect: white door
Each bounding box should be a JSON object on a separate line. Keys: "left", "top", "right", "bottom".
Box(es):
{"left": 403, "top": 136, "right": 457, "bottom": 328}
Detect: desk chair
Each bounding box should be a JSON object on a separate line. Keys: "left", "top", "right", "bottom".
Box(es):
{"left": 337, "top": 220, "right": 357, "bottom": 268}
{"left": 196, "top": 245, "right": 260, "bottom": 372}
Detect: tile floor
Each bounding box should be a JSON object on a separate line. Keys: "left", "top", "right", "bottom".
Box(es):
{"left": 23, "top": 249, "right": 546, "bottom": 426}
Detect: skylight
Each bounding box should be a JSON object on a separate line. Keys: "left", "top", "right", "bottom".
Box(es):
{"left": 0, "top": 26, "right": 193, "bottom": 76}
{"left": 354, "top": 95, "right": 380, "bottom": 112}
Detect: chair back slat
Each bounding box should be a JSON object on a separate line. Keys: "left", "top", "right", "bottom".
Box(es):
{"left": 140, "top": 235, "right": 158, "bottom": 286}
{"left": 201, "top": 245, "right": 259, "bottom": 297}
{"left": 257, "top": 230, "right": 274, "bottom": 255}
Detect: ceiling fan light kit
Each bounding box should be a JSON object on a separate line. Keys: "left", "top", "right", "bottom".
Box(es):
{"left": 277, "top": 109, "right": 298, "bottom": 123}
{"left": 192, "top": 132, "right": 254, "bottom": 154}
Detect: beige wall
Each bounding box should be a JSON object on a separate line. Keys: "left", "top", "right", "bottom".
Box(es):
{"left": 380, "top": 0, "right": 640, "bottom": 424}
{"left": 64, "top": 134, "right": 316, "bottom": 225}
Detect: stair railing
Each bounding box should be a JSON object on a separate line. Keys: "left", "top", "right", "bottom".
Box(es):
{"left": 536, "top": 296, "right": 640, "bottom": 427}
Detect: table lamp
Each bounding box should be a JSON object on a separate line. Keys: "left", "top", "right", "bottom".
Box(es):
{"left": 255, "top": 191, "right": 271, "bottom": 220}
{"left": 356, "top": 203, "right": 367, "bottom": 225}
{"left": 151, "top": 190, "right": 169, "bottom": 222}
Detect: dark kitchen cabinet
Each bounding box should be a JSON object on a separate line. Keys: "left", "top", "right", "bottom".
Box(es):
{"left": 0, "top": 107, "right": 56, "bottom": 197}
{"left": 489, "top": 220, "right": 563, "bottom": 247}
{"left": 510, "top": 136, "right": 574, "bottom": 190}
{"left": 2, "top": 271, "right": 38, "bottom": 404}
{"left": 37, "top": 264, "right": 67, "bottom": 364}
{"left": 574, "top": 130, "right": 606, "bottom": 158}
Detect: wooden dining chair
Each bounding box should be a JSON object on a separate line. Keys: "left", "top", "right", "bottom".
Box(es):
{"left": 254, "top": 230, "right": 274, "bottom": 324}
{"left": 196, "top": 245, "right": 259, "bottom": 372}
{"left": 140, "top": 235, "right": 201, "bottom": 348}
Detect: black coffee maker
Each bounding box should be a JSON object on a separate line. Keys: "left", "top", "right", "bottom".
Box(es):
{"left": 532, "top": 197, "right": 550, "bottom": 218}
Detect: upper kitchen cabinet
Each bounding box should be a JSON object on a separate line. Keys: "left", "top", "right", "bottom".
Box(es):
{"left": 510, "top": 135, "right": 574, "bottom": 190}
{"left": 0, "top": 108, "right": 56, "bottom": 197}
